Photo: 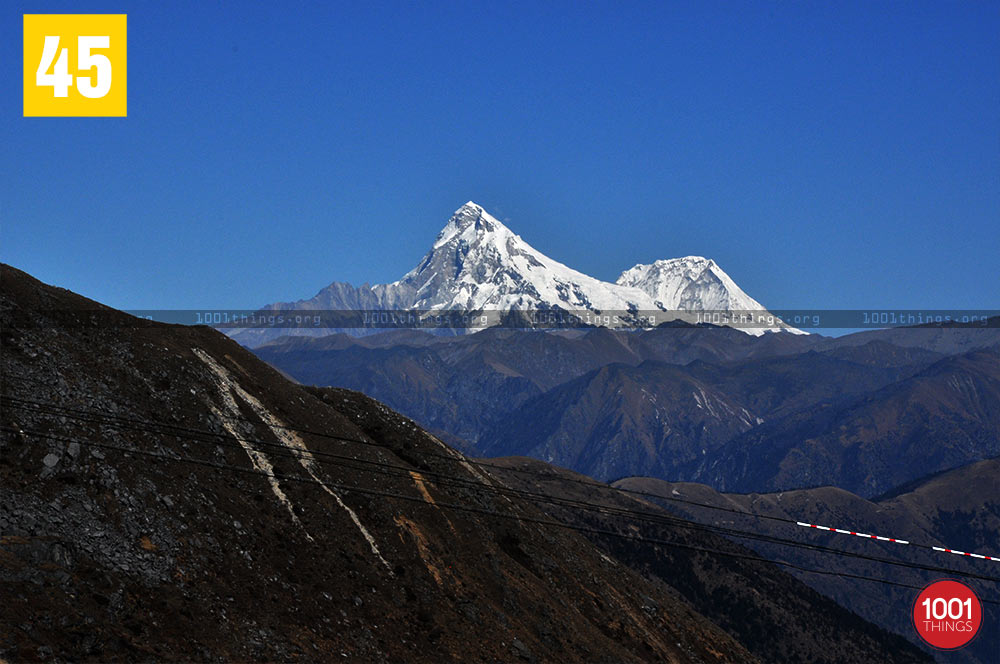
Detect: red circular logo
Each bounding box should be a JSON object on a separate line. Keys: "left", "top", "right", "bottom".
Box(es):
{"left": 912, "top": 579, "right": 982, "bottom": 650}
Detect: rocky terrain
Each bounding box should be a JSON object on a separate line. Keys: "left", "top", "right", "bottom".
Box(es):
{"left": 486, "top": 457, "right": 936, "bottom": 664}
{"left": 0, "top": 264, "right": 749, "bottom": 662}
{"left": 2, "top": 263, "right": 933, "bottom": 662}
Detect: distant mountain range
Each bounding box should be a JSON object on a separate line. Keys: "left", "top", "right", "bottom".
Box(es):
{"left": 256, "top": 320, "right": 1000, "bottom": 497}
{"left": 694, "top": 346, "right": 1000, "bottom": 496}
{"left": 230, "top": 201, "right": 800, "bottom": 347}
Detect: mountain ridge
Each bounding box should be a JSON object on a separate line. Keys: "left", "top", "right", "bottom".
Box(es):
{"left": 1, "top": 262, "right": 928, "bottom": 662}
{"left": 613, "top": 457, "right": 1000, "bottom": 663}
{"left": 230, "top": 202, "right": 799, "bottom": 347}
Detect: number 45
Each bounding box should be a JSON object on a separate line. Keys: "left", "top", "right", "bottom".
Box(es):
{"left": 36, "top": 35, "right": 112, "bottom": 99}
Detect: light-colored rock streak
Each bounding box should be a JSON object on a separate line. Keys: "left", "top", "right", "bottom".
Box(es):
{"left": 425, "top": 432, "right": 492, "bottom": 484}
{"left": 193, "top": 348, "right": 391, "bottom": 570}
{"left": 422, "top": 431, "right": 520, "bottom": 508}
{"left": 207, "top": 402, "right": 311, "bottom": 539}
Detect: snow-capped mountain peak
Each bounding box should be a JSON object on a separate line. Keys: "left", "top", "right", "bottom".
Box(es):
{"left": 234, "top": 201, "right": 802, "bottom": 345}
{"left": 399, "top": 201, "right": 649, "bottom": 311}
{"left": 432, "top": 201, "right": 504, "bottom": 249}
{"left": 616, "top": 256, "right": 768, "bottom": 312}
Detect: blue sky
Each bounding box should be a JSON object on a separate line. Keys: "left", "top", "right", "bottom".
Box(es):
{"left": 3, "top": 1, "right": 998, "bottom": 312}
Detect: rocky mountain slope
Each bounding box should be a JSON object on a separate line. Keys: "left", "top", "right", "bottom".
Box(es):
{"left": 486, "top": 457, "right": 935, "bottom": 664}
{"left": 615, "top": 458, "right": 1000, "bottom": 663}
{"left": 230, "top": 202, "right": 799, "bottom": 346}
{"left": 2, "top": 263, "right": 923, "bottom": 662}
{"left": 0, "top": 265, "right": 750, "bottom": 662}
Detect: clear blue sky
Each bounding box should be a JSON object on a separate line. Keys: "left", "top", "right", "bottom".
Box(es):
{"left": 3, "top": 1, "right": 998, "bottom": 311}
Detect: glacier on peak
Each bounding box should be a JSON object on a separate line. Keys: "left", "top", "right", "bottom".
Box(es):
{"left": 400, "top": 201, "right": 654, "bottom": 312}
{"left": 431, "top": 201, "right": 495, "bottom": 249}
{"left": 616, "top": 256, "right": 769, "bottom": 313}
{"left": 231, "top": 201, "right": 802, "bottom": 346}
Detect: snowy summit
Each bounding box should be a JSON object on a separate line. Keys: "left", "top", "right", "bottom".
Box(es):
{"left": 241, "top": 201, "right": 801, "bottom": 340}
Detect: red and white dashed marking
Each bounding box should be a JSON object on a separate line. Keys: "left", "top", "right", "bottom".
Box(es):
{"left": 796, "top": 521, "right": 1000, "bottom": 561}
{"left": 931, "top": 546, "right": 1000, "bottom": 562}
{"left": 796, "top": 521, "right": 909, "bottom": 544}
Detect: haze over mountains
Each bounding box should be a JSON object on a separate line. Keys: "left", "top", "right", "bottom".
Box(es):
{"left": 230, "top": 202, "right": 800, "bottom": 347}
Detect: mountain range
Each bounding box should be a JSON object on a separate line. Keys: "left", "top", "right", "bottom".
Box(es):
{"left": 1, "top": 264, "right": 934, "bottom": 662}
{"left": 231, "top": 201, "right": 999, "bottom": 500}
{"left": 229, "top": 201, "right": 800, "bottom": 347}
{"left": 256, "top": 320, "right": 1000, "bottom": 496}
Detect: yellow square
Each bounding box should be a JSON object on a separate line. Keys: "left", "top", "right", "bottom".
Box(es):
{"left": 23, "top": 14, "right": 127, "bottom": 117}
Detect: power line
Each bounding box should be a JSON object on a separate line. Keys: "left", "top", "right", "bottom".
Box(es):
{"left": 0, "top": 377, "right": 972, "bottom": 548}
{"left": 6, "top": 393, "right": 1000, "bottom": 576}
{"left": 8, "top": 424, "right": 995, "bottom": 606}
{"left": 8, "top": 376, "right": 992, "bottom": 564}
{"left": 5, "top": 403, "right": 1000, "bottom": 593}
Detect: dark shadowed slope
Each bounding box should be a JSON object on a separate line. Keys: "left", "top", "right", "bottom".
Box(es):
{"left": 487, "top": 457, "right": 933, "bottom": 664}
{"left": 616, "top": 460, "right": 1000, "bottom": 664}
{"left": 1, "top": 264, "right": 754, "bottom": 663}
{"left": 477, "top": 348, "right": 936, "bottom": 483}
{"left": 1, "top": 264, "right": 937, "bottom": 662}
{"left": 478, "top": 361, "right": 757, "bottom": 481}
